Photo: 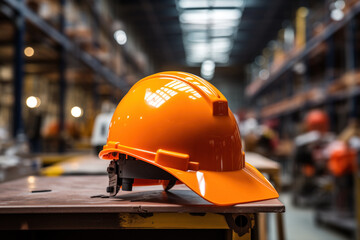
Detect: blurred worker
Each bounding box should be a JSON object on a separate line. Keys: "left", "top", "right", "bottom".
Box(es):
{"left": 257, "top": 119, "right": 279, "bottom": 158}
{"left": 41, "top": 117, "right": 60, "bottom": 152}
{"left": 292, "top": 109, "right": 335, "bottom": 206}
{"left": 91, "top": 101, "right": 115, "bottom": 155}
{"left": 325, "top": 119, "right": 360, "bottom": 216}
{"left": 239, "top": 117, "right": 279, "bottom": 158}
{"left": 327, "top": 141, "right": 356, "bottom": 177}
{"left": 239, "top": 118, "right": 260, "bottom": 152}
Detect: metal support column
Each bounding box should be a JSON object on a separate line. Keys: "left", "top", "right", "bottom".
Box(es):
{"left": 325, "top": 36, "right": 335, "bottom": 83}
{"left": 12, "top": 0, "right": 25, "bottom": 139}
{"left": 287, "top": 72, "right": 294, "bottom": 98}
{"left": 345, "top": 18, "right": 357, "bottom": 119}
{"left": 325, "top": 36, "right": 336, "bottom": 132}
{"left": 58, "top": 0, "right": 66, "bottom": 152}
{"left": 302, "top": 8, "right": 310, "bottom": 103}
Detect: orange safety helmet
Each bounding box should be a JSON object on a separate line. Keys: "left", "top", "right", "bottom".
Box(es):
{"left": 305, "top": 109, "right": 329, "bottom": 133}
{"left": 328, "top": 141, "right": 356, "bottom": 177}
{"left": 99, "top": 71, "right": 278, "bottom": 206}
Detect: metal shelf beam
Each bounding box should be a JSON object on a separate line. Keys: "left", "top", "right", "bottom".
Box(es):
{"left": 248, "top": 1, "right": 360, "bottom": 100}
{"left": 261, "top": 87, "right": 360, "bottom": 119}
{"left": 3, "top": 0, "right": 130, "bottom": 91}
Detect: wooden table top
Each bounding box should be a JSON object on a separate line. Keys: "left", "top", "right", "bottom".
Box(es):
{"left": 0, "top": 176, "right": 284, "bottom": 214}
{"left": 245, "top": 152, "right": 280, "bottom": 172}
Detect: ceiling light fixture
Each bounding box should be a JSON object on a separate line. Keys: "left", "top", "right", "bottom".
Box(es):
{"left": 114, "top": 30, "right": 127, "bottom": 45}
{"left": 201, "top": 60, "right": 215, "bottom": 80}
{"left": 180, "top": 9, "right": 242, "bottom": 24}
{"left": 178, "top": 0, "right": 244, "bottom": 9}
{"left": 26, "top": 96, "right": 41, "bottom": 108}
{"left": 330, "top": 9, "right": 344, "bottom": 21}
{"left": 334, "top": 0, "right": 345, "bottom": 10}
{"left": 71, "top": 106, "right": 83, "bottom": 118}
{"left": 24, "top": 47, "right": 34, "bottom": 57}
{"left": 177, "top": 0, "right": 246, "bottom": 65}
{"left": 330, "top": 0, "right": 345, "bottom": 21}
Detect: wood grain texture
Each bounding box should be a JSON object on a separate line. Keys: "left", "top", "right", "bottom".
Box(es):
{"left": 0, "top": 176, "right": 284, "bottom": 214}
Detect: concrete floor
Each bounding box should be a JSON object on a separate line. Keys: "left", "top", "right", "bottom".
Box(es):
{"left": 268, "top": 192, "right": 352, "bottom": 240}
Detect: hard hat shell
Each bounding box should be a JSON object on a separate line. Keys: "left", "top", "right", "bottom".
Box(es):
{"left": 99, "top": 71, "right": 278, "bottom": 205}
{"left": 305, "top": 109, "right": 329, "bottom": 133}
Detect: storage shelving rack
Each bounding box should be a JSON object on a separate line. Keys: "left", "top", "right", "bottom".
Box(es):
{"left": 245, "top": 2, "right": 360, "bottom": 235}
{"left": 0, "top": 0, "right": 150, "bottom": 152}
{"left": 245, "top": 1, "right": 360, "bottom": 136}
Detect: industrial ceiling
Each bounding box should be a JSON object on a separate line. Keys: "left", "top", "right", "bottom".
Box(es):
{"left": 116, "top": 0, "right": 299, "bottom": 68}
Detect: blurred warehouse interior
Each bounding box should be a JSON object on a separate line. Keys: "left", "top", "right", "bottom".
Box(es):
{"left": 0, "top": 0, "right": 359, "bottom": 239}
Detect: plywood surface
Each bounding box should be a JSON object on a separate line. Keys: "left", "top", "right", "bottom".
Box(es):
{"left": 0, "top": 176, "right": 284, "bottom": 214}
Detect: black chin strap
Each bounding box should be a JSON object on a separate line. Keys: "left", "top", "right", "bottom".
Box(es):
{"left": 106, "top": 154, "right": 177, "bottom": 196}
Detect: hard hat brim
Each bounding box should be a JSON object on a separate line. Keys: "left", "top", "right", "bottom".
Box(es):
{"left": 100, "top": 149, "right": 278, "bottom": 206}
{"left": 159, "top": 162, "right": 279, "bottom": 206}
